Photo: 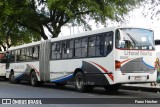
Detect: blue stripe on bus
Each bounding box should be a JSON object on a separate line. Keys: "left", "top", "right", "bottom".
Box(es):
{"left": 51, "top": 74, "right": 73, "bottom": 82}
{"left": 143, "top": 59, "right": 154, "bottom": 69}
{"left": 15, "top": 72, "right": 24, "bottom": 80}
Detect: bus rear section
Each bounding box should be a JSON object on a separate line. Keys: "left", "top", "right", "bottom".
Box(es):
{"left": 0, "top": 52, "right": 6, "bottom": 79}
{"left": 49, "top": 31, "right": 116, "bottom": 92}
{"left": 114, "top": 28, "right": 156, "bottom": 84}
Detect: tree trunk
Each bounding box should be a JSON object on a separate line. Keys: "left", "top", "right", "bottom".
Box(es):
{"left": 1, "top": 45, "right": 6, "bottom": 51}
{"left": 41, "top": 33, "right": 48, "bottom": 40}
{"left": 40, "top": 26, "right": 48, "bottom": 40}
{"left": 7, "top": 43, "right": 12, "bottom": 49}
{"left": 51, "top": 28, "right": 61, "bottom": 38}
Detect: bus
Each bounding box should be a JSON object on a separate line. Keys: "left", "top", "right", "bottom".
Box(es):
{"left": 5, "top": 27, "right": 156, "bottom": 92}
{"left": 0, "top": 51, "right": 6, "bottom": 80}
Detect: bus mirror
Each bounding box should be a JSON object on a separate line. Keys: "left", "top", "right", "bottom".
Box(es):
{"left": 116, "top": 29, "right": 120, "bottom": 40}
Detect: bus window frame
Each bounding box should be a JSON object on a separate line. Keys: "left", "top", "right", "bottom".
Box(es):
{"left": 50, "top": 31, "right": 114, "bottom": 60}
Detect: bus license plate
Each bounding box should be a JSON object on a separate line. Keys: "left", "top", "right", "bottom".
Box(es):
{"left": 135, "top": 76, "right": 142, "bottom": 80}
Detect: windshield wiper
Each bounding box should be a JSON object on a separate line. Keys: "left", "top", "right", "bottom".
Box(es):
{"left": 127, "top": 33, "right": 138, "bottom": 46}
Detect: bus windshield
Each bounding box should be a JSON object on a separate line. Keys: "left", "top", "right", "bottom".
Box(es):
{"left": 116, "top": 28, "right": 155, "bottom": 50}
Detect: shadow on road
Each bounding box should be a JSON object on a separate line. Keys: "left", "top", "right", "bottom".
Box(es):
{"left": 10, "top": 81, "right": 130, "bottom": 96}
{"left": 0, "top": 77, "right": 8, "bottom": 81}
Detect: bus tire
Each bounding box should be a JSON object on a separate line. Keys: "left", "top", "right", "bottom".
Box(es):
{"left": 38, "top": 81, "right": 44, "bottom": 86}
{"left": 74, "top": 72, "right": 93, "bottom": 92}
{"left": 9, "top": 72, "right": 20, "bottom": 84}
{"left": 104, "top": 84, "right": 121, "bottom": 92}
{"left": 30, "top": 72, "right": 39, "bottom": 87}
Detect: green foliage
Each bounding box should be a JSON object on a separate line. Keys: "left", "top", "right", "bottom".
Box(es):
{"left": 0, "top": 0, "right": 143, "bottom": 50}
{"left": 0, "top": 0, "right": 41, "bottom": 50}
{"left": 47, "top": 0, "right": 142, "bottom": 29}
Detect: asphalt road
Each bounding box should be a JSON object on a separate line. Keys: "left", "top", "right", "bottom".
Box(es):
{"left": 0, "top": 80, "right": 160, "bottom": 107}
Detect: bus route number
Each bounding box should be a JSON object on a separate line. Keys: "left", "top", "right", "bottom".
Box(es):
{"left": 120, "top": 56, "right": 129, "bottom": 59}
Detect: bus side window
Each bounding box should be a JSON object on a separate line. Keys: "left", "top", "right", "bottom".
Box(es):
{"left": 21, "top": 48, "right": 26, "bottom": 61}
{"left": 29, "top": 47, "right": 33, "bottom": 60}
{"left": 105, "top": 32, "right": 113, "bottom": 55}
{"left": 81, "top": 38, "right": 87, "bottom": 57}
{"left": 25, "top": 47, "right": 33, "bottom": 61}
{"left": 51, "top": 42, "right": 61, "bottom": 59}
{"left": 62, "top": 41, "right": 67, "bottom": 58}
{"left": 51, "top": 43, "right": 57, "bottom": 59}
{"left": 115, "top": 29, "right": 120, "bottom": 48}
{"left": 16, "top": 50, "right": 21, "bottom": 62}
{"left": 33, "top": 46, "right": 39, "bottom": 60}
{"left": 26, "top": 48, "right": 29, "bottom": 61}
{"left": 88, "top": 36, "right": 96, "bottom": 57}
{"left": 68, "top": 40, "right": 74, "bottom": 58}
{"left": 96, "top": 34, "right": 104, "bottom": 56}
{"left": 10, "top": 51, "right": 15, "bottom": 62}
{"left": 74, "top": 39, "right": 82, "bottom": 57}
{"left": 56, "top": 43, "right": 61, "bottom": 59}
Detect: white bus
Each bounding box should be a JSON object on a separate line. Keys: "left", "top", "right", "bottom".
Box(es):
{"left": 5, "top": 27, "right": 156, "bottom": 92}
{"left": 0, "top": 51, "right": 6, "bottom": 79}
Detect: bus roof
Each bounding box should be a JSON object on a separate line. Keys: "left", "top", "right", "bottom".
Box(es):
{"left": 0, "top": 51, "right": 6, "bottom": 54}
{"left": 8, "top": 41, "right": 41, "bottom": 51}
{"left": 50, "top": 26, "right": 153, "bottom": 42}
{"left": 7, "top": 26, "right": 152, "bottom": 51}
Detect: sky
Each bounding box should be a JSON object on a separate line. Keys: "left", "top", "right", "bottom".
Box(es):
{"left": 58, "top": 5, "right": 160, "bottom": 52}
{"left": 60, "top": 8, "right": 160, "bottom": 39}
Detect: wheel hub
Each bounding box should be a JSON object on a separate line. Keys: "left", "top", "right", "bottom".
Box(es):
{"left": 76, "top": 76, "right": 83, "bottom": 89}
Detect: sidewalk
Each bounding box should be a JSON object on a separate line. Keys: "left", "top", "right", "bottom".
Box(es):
{"left": 121, "top": 83, "right": 160, "bottom": 93}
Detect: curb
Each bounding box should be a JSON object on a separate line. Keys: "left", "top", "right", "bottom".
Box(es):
{"left": 120, "top": 85, "right": 160, "bottom": 93}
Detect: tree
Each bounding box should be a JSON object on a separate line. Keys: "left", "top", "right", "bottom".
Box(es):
{"left": 0, "top": 1, "right": 41, "bottom": 50}
{"left": 0, "top": 17, "right": 41, "bottom": 50}
{"left": 46, "top": 0, "right": 142, "bottom": 37}
{"left": 0, "top": 0, "right": 143, "bottom": 41}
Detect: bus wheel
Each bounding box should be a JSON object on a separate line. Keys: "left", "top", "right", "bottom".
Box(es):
{"left": 30, "top": 72, "right": 39, "bottom": 87}
{"left": 75, "top": 72, "right": 93, "bottom": 92}
{"left": 9, "top": 72, "right": 20, "bottom": 83}
{"left": 38, "top": 81, "right": 44, "bottom": 87}
{"left": 104, "top": 84, "right": 121, "bottom": 92}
